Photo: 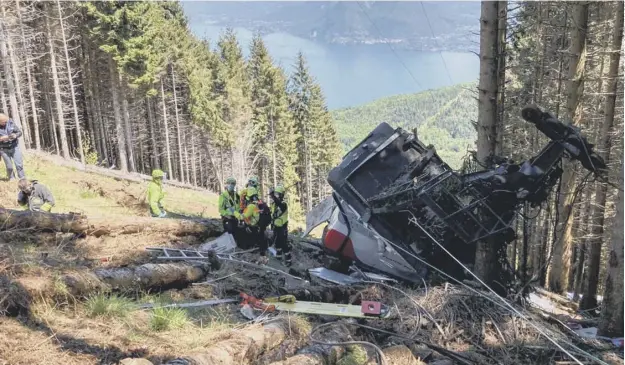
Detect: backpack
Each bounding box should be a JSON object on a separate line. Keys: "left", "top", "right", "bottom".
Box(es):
{"left": 257, "top": 200, "right": 272, "bottom": 229}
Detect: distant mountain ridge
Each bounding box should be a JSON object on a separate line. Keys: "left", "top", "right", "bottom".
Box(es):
{"left": 331, "top": 83, "right": 478, "bottom": 169}
{"left": 181, "top": 1, "right": 479, "bottom": 52}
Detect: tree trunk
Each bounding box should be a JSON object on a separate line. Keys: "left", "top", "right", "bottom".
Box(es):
{"left": 165, "top": 320, "right": 289, "bottom": 365}
{"left": 191, "top": 130, "right": 198, "bottom": 186}
{"left": 171, "top": 66, "right": 185, "bottom": 183}
{"left": 597, "top": 161, "right": 623, "bottom": 337}
{"left": 44, "top": 6, "right": 71, "bottom": 159}
{"left": 474, "top": 1, "right": 503, "bottom": 289}
{"left": 90, "top": 47, "right": 108, "bottom": 163}
{"left": 56, "top": 0, "right": 84, "bottom": 163}
{"left": 15, "top": 0, "right": 40, "bottom": 150}
{"left": 119, "top": 74, "right": 136, "bottom": 172}
{"left": 548, "top": 1, "right": 589, "bottom": 294}
{"left": 0, "top": 208, "right": 223, "bottom": 238}
{"left": 0, "top": 4, "right": 30, "bottom": 148}
{"left": 580, "top": 1, "right": 623, "bottom": 311}
{"left": 147, "top": 97, "right": 159, "bottom": 169}
{"left": 0, "top": 19, "right": 28, "bottom": 151}
{"left": 108, "top": 56, "right": 128, "bottom": 172}
{"left": 160, "top": 80, "right": 173, "bottom": 176}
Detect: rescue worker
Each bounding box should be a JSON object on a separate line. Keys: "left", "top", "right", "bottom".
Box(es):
{"left": 270, "top": 184, "right": 292, "bottom": 266}
{"left": 17, "top": 179, "right": 55, "bottom": 212}
{"left": 218, "top": 177, "right": 240, "bottom": 235}
{"left": 147, "top": 169, "right": 167, "bottom": 217}
{"left": 0, "top": 113, "right": 25, "bottom": 180}
{"left": 240, "top": 186, "right": 268, "bottom": 264}
{"left": 239, "top": 175, "right": 260, "bottom": 211}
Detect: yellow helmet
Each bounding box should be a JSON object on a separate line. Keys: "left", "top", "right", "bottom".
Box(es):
{"left": 274, "top": 184, "right": 285, "bottom": 194}
{"left": 152, "top": 169, "right": 165, "bottom": 178}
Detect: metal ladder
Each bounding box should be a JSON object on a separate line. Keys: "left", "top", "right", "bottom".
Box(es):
{"left": 146, "top": 247, "right": 213, "bottom": 261}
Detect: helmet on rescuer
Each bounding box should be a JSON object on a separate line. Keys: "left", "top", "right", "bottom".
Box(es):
{"left": 152, "top": 169, "right": 165, "bottom": 179}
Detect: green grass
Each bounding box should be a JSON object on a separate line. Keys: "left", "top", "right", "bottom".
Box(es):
{"left": 150, "top": 306, "right": 189, "bottom": 331}
{"left": 0, "top": 153, "right": 221, "bottom": 219}
{"left": 85, "top": 293, "right": 137, "bottom": 318}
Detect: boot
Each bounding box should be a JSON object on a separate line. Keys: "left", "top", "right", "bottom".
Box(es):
{"left": 284, "top": 252, "right": 292, "bottom": 267}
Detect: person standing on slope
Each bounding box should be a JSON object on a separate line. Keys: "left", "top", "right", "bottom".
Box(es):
{"left": 241, "top": 186, "right": 268, "bottom": 264}
{"left": 147, "top": 169, "right": 167, "bottom": 217}
{"left": 17, "top": 179, "right": 55, "bottom": 212}
{"left": 0, "top": 113, "right": 25, "bottom": 181}
{"left": 270, "top": 184, "right": 292, "bottom": 266}
{"left": 219, "top": 177, "right": 241, "bottom": 236}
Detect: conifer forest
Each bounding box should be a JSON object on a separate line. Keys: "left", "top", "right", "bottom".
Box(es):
{"left": 0, "top": 1, "right": 342, "bottom": 218}
{"left": 0, "top": 0, "right": 624, "bottom": 359}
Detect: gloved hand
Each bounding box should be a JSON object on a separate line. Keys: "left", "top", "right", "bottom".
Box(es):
{"left": 159, "top": 211, "right": 167, "bottom": 218}
{"left": 40, "top": 202, "right": 53, "bottom": 212}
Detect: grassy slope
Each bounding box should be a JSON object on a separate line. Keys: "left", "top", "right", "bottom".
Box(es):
{"left": 331, "top": 82, "right": 478, "bottom": 169}
{"left": 0, "top": 154, "right": 220, "bottom": 219}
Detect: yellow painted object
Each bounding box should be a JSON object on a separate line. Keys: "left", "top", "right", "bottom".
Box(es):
{"left": 271, "top": 300, "right": 390, "bottom": 319}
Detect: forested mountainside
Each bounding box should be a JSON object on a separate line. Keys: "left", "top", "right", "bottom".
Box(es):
{"left": 332, "top": 83, "right": 477, "bottom": 169}
{"left": 181, "top": 1, "right": 479, "bottom": 52}
{"left": 0, "top": 1, "right": 342, "bottom": 216}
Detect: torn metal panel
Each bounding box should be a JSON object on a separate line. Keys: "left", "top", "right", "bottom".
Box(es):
{"left": 308, "top": 267, "right": 362, "bottom": 285}
{"left": 303, "top": 195, "right": 336, "bottom": 237}
{"left": 199, "top": 232, "right": 237, "bottom": 253}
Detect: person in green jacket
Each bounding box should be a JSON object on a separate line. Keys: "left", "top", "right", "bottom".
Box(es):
{"left": 241, "top": 186, "right": 268, "bottom": 264}
{"left": 219, "top": 177, "right": 241, "bottom": 235}
{"left": 270, "top": 184, "right": 291, "bottom": 266}
{"left": 147, "top": 169, "right": 166, "bottom": 217}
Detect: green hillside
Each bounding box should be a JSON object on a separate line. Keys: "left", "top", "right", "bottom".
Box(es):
{"left": 331, "top": 83, "right": 478, "bottom": 169}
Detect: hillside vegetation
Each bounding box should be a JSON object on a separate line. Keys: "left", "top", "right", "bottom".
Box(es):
{"left": 332, "top": 83, "right": 478, "bottom": 168}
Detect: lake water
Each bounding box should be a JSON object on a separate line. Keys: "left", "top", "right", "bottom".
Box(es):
{"left": 189, "top": 25, "right": 479, "bottom": 110}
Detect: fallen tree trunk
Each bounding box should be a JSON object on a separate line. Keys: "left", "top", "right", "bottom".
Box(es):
{"left": 164, "top": 319, "right": 288, "bottom": 365}
{"left": 535, "top": 288, "right": 578, "bottom": 311}
{"left": 268, "top": 323, "right": 350, "bottom": 365}
{"left": 0, "top": 208, "right": 222, "bottom": 238}
{"left": 18, "top": 262, "right": 215, "bottom": 301}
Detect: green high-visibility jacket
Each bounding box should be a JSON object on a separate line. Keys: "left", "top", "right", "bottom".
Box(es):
{"left": 271, "top": 200, "right": 288, "bottom": 228}
{"left": 242, "top": 203, "right": 260, "bottom": 226}
{"left": 219, "top": 190, "right": 240, "bottom": 218}
{"left": 147, "top": 179, "right": 165, "bottom": 215}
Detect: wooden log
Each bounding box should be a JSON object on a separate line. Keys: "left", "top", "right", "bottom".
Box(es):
{"left": 15, "top": 262, "right": 214, "bottom": 303}
{"left": 268, "top": 323, "right": 351, "bottom": 365}
{"left": 382, "top": 345, "right": 424, "bottom": 365}
{"left": 165, "top": 320, "right": 288, "bottom": 365}
{"left": 535, "top": 287, "right": 579, "bottom": 311}
{"left": 0, "top": 208, "right": 223, "bottom": 238}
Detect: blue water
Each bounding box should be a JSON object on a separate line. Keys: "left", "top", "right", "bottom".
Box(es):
{"left": 188, "top": 24, "right": 479, "bottom": 110}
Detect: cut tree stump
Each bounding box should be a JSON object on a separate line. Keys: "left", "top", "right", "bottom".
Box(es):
{"left": 268, "top": 323, "right": 351, "bottom": 365}
{"left": 381, "top": 345, "right": 424, "bottom": 365}
{"left": 0, "top": 208, "right": 222, "bottom": 238}
{"left": 164, "top": 320, "right": 288, "bottom": 365}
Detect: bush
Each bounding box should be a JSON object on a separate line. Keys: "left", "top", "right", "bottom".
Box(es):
{"left": 150, "top": 306, "right": 189, "bottom": 331}
{"left": 85, "top": 293, "right": 136, "bottom": 318}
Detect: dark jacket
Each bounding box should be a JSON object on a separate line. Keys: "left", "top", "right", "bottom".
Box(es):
{"left": 0, "top": 119, "right": 22, "bottom": 149}
{"left": 17, "top": 181, "right": 55, "bottom": 212}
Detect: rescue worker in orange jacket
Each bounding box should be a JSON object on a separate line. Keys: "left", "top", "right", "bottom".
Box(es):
{"left": 240, "top": 186, "right": 268, "bottom": 264}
